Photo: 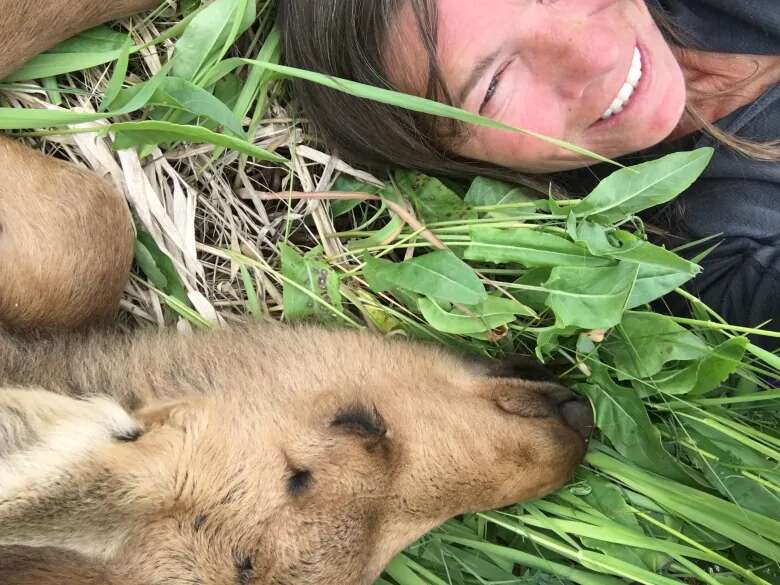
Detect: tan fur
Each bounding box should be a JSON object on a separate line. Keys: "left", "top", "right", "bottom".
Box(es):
{"left": 0, "top": 0, "right": 162, "bottom": 331}
{"left": 0, "top": 323, "right": 591, "bottom": 584}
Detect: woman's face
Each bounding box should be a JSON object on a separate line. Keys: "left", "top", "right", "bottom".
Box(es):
{"left": 388, "top": 0, "right": 687, "bottom": 173}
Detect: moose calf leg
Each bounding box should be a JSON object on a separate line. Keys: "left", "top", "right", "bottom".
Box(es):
{"left": 0, "top": 136, "right": 134, "bottom": 331}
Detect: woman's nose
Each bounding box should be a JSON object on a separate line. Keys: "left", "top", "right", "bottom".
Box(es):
{"left": 526, "top": 29, "right": 620, "bottom": 100}
{"left": 523, "top": 2, "right": 624, "bottom": 99}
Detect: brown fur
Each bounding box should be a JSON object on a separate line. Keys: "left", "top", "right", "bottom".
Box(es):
{"left": 0, "top": 0, "right": 162, "bottom": 331}
{"left": 0, "top": 323, "right": 591, "bottom": 584}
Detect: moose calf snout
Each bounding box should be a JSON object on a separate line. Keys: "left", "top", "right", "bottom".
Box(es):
{"left": 558, "top": 396, "right": 594, "bottom": 440}
{"left": 489, "top": 357, "right": 594, "bottom": 441}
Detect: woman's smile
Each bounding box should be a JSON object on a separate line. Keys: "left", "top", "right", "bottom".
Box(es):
{"left": 599, "top": 46, "right": 642, "bottom": 121}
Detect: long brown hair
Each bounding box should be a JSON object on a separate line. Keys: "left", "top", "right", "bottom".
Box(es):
{"left": 277, "top": 1, "right": 779, "bottom": 189}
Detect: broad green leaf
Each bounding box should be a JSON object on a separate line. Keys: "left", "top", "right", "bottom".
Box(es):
{"left": 629, "top": 263, "right": 695, "bottom": 308}
{"left": 157, "top": 77, "right": 246, "bottom": 137}
{"left": 579, "top": 368, "right": 695, "bottom": 485}
{"left": 362, "top": 255, "right": 399, "bottom": 292}
{"left": 464, "top": 177, "right": 538, "bottom": 218}
{"left": 330, "top": 175, "right": 378, "bottom": 216}
{"left": 363, "top": 251, "right": 487, "bottom": 305}
{"left": 280, "top": 244, "right": 343, "bottom": 321}
{"left": 172, "top": 0, "right": 254, "bottom": 82}
{"left": 545, "top": 262, "right": 639, "bottom": 329}
{"left": 572, "top": 149, "right": 714, "bottom": 222}
{"left": 465, "top": 227, "right": 612, "bottom": 268}
{"left": 647, "top": 337, "right": 748, "bottom": 396}
{"left": 54, "top": 26, "right": 130, "bottom": 53}
{"left": 605, "top": 313, "right": 709, "bottom": 380}
{"left": 419, "top": 296, "right": 535, "bottom": 335}
{"left": 572, "top": 221, "right": 699, "bottom": 275}
{"left": 396, "top": 171, "right": 475, "bottom": 223}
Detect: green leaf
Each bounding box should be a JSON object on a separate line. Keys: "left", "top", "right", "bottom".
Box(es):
{"left": 134, "top": 231, "right": 189, "bottom": 307}
{"left": 648, "top": 337, "right": 748, "bottom": 396}
{"left": 464, "top": 177, "right": 538, "bottom": 218}
{"left": 223, "top": 58, "right": 621, "bottom": 166}
{"left": 172, "top": 0, "right": 254, "bottom": 82}
{"left": 683, "top": 420, "right": 780, "bottom": 522}
{"left": 544, "top": 263, "right": 639, "bottom": 329}
{"left": 0, "top": 61, "right": 173, "bottom": 129}
{"left": 630, "top": 263, "right": 696, "bottom": 308}
{"left": 605, "top": 313, "right": 709, "bottom": 380}
{"left": 588, "top": 451, "right": 780, "bottom": 560}
{"left": 579, "top": 368, "right": 695, "bottom": 485}
{"left": 395, "top": 171, "right": 475, "bottom": 223}
{"left": 98, "top": 39, "right": 131, "bottom": 113}
{"left": 419, "top": 296, "right": 535, "bottom": 335}
{"left": 157, "top": 76, "right": 246, "bottom": 137}
{"left": 572, "top": 149, "right": 714, "bottom": 222}
{"left": 331, "top": 175, "right": 379, "bottom": 217}
{"left": 280, "top": 244, "right": 343, "bottom": 321}
{"left": 105, "top": 121, "right": 286, "bottom": 162}
{"left": 363, "top": 251, "right": 487, "bottom": 305}
{"left": 465, "top": 227, "right": 612, "bottom": 268}
{"left": 9, "top": 50, "right": 127, "bottom": 83}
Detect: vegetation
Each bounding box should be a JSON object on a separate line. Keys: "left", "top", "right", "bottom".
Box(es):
{"left": 1, "top": 1, "right": 778, "bottom": 583}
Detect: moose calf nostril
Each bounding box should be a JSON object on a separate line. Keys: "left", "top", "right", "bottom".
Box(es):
{"left": 559, "top": 398, "right": 594, "bottom": 440}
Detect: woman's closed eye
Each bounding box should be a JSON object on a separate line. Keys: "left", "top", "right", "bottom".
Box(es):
{"left": 480, "top": 61, "right": 512, "bottom": 115}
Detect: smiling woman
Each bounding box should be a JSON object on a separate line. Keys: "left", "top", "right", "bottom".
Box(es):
{"left": 279, "top": 0, "right": 780, "bottom": 349}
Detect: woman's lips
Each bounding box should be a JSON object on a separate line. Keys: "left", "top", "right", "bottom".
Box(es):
{"left": 601, "top": 47, "right": 643, "bottom": 119}
{"left": 589, "top": 43, "right": 651, "bottom": 130}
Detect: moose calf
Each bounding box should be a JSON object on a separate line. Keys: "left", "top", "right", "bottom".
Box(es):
{"left": 0, "top": 324, "right": 593, "bottom": 584}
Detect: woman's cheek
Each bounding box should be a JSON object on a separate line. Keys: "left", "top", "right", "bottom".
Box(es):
{"left": 477, "top": 95, "right": 571, "bottom": 168}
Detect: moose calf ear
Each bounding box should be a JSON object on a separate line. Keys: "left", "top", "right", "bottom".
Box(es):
{"left": 0, "top": 388, "right": 140, "bottom": 462}
{"left": 0, "top": 388, "right": 141, "bottom": 556}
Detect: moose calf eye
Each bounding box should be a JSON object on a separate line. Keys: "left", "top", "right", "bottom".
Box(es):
{"left": 287, "top": 469, "right": 312, "bottom": 496}
{"left": 331, "top": 404, "right": 387, "bottom": 438}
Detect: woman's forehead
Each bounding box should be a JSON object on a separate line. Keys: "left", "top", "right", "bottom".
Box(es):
{"left": 385, "top": 0, "right": 500, "bottom": 99}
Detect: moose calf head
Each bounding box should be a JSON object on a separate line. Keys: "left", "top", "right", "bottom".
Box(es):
{"left": 0, "top": 326, "right": 592, "bottom": 584}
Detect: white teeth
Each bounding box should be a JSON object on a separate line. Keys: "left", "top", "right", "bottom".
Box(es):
{"left": 601, "top": 47, "right": 642, "bottom": 120}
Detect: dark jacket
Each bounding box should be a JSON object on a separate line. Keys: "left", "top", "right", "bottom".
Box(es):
{"left": 646, "top": 0, "right": 780, "bottom": 350}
